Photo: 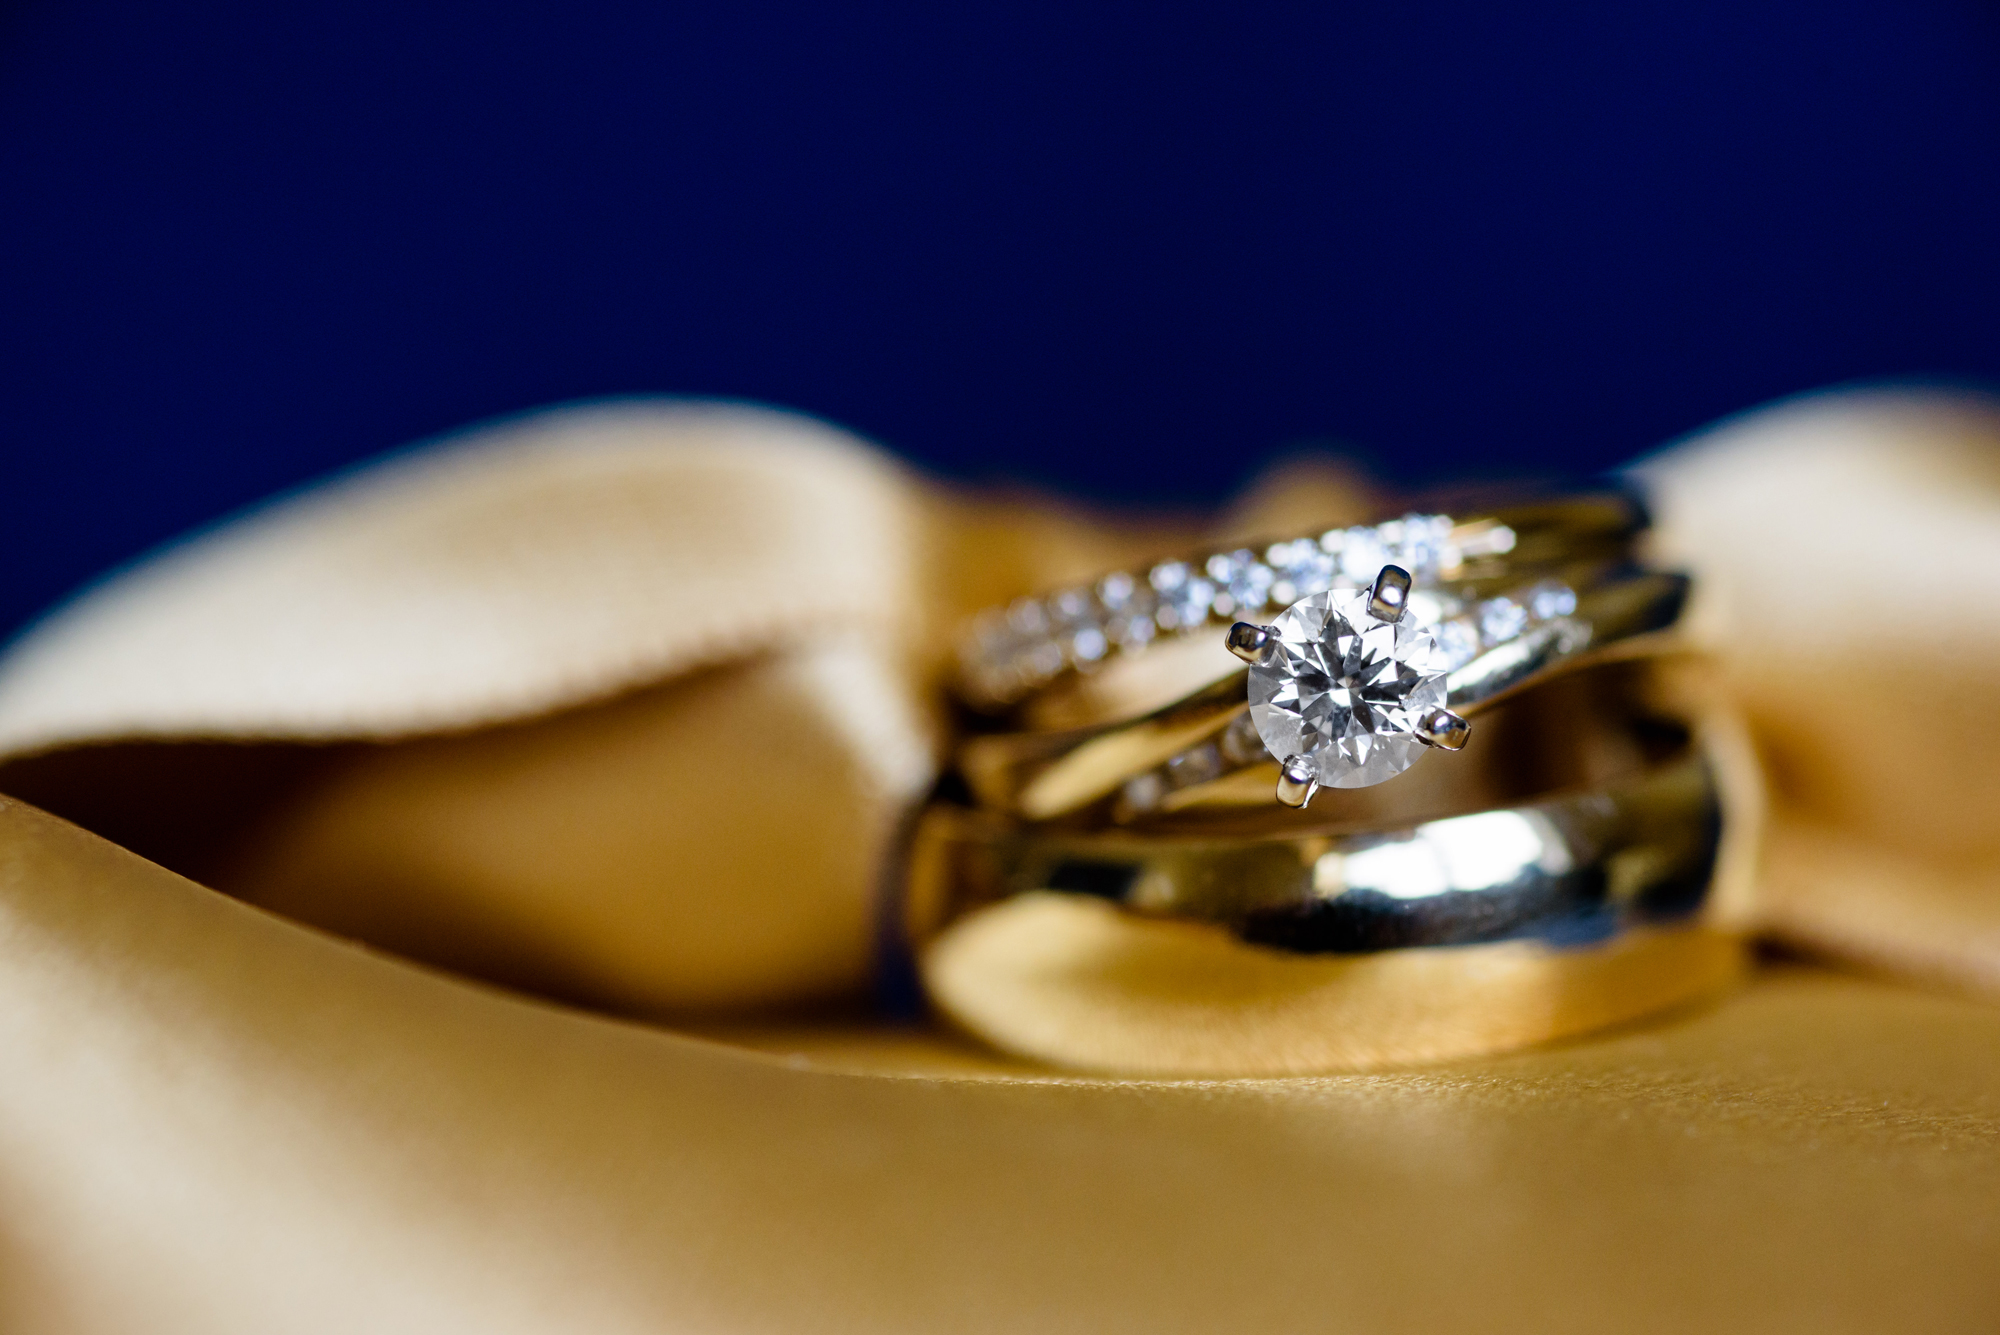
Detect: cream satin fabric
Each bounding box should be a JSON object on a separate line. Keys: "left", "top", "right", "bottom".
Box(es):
{"left": 1638, "top": 394, "right": 2000, "bottom": 994}
{"left": 0, "top": 391, "right": 1996, "bottom": 1331}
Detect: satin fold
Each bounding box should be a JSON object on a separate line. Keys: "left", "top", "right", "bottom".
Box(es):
{"left": 2, "top": 798, "right": 1996, "bottom": 1335}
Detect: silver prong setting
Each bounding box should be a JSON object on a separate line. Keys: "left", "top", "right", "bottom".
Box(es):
{"left": 1276, "top": 755, "right": 1319, "bottom": 808}
{"left": 1225, "top": 621, "right": 1275, "bottom": 664}
{"left": 1367, "top": 564, "right": 1413, "bottom": 623}
{"left": 1416, "top": 706, "right": 1472, "bottom": 751}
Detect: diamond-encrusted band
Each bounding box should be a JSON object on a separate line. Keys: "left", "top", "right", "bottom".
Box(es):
{"left": 956, "top": 513, "right": 1523, "bottom": 709}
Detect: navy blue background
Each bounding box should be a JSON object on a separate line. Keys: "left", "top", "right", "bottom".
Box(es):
{"left": 4, "top": 2, "right": 1999, "bottom": 639}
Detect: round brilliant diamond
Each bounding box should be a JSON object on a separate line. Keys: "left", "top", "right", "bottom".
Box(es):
{"left": 1248, "top": 588, "right": 1452, "bottom": 790}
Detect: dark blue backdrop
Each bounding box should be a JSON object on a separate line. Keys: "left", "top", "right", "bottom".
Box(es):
{"left": 4, "top": 2, "right": 1998, "bottom": 638}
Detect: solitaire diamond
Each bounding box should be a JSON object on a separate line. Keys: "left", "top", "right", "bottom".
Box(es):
{"left": 1247, "top": 588, "right": 1452, "bottom": 790}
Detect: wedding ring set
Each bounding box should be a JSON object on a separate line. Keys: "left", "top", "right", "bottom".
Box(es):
{"left": 906, "top": 493, "right": 1742, "bottom": 969}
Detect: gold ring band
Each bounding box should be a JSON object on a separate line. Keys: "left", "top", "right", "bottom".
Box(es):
{"left": 958, "top": 570, "right": 1689, "bottom": 823}
{"left": 953, "top": 491, "right": 1653, "bottom": 717}
{"left": 914, "top": 669, "right": 1725, "bottom": 955}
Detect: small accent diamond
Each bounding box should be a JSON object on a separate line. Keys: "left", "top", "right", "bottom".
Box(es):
{"left": 1149, "top": 561, "right": 1216, "bottom": 630}
{"left": 1049, "top": 587, "right": 1094, "bottom": 626}
{"left": 1218, "top": 710, "right": 1267, "bottom": 766}
{"left": 1098, "top": 571, "right": 1157, "bottom": 648}
{"left": 1066, "top": 625, "right": 1108, "bottom": 664}
{"left": 1206, "top": 550, "right": 1274, "bottom": 614}
{"left": 1479, "top": 597, "right": 1529, "bottom": 645}
{"left": 1433, "top": 617, "right": 1481, "bottom": 669}
{"left": 1007, "top": 598, "right": 1049, "bottom": 636}
{"left": 1265, "top": 538, "right": 1335, "bottom": 603}
{"left": 1121, "top": 770, "right": 1167, "bottom": 814}
{"left": 1385, "top": 514, "right": 1454, "bottom": 577}
{"left": 1165, "top": 742, "right": 1224, "bottom": 789}
{"left": 1337, "top": 527, "right": 1389, "bottom": 583}
{"left": 1527, "top": 581, "right": 1578, "bottom": 620}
